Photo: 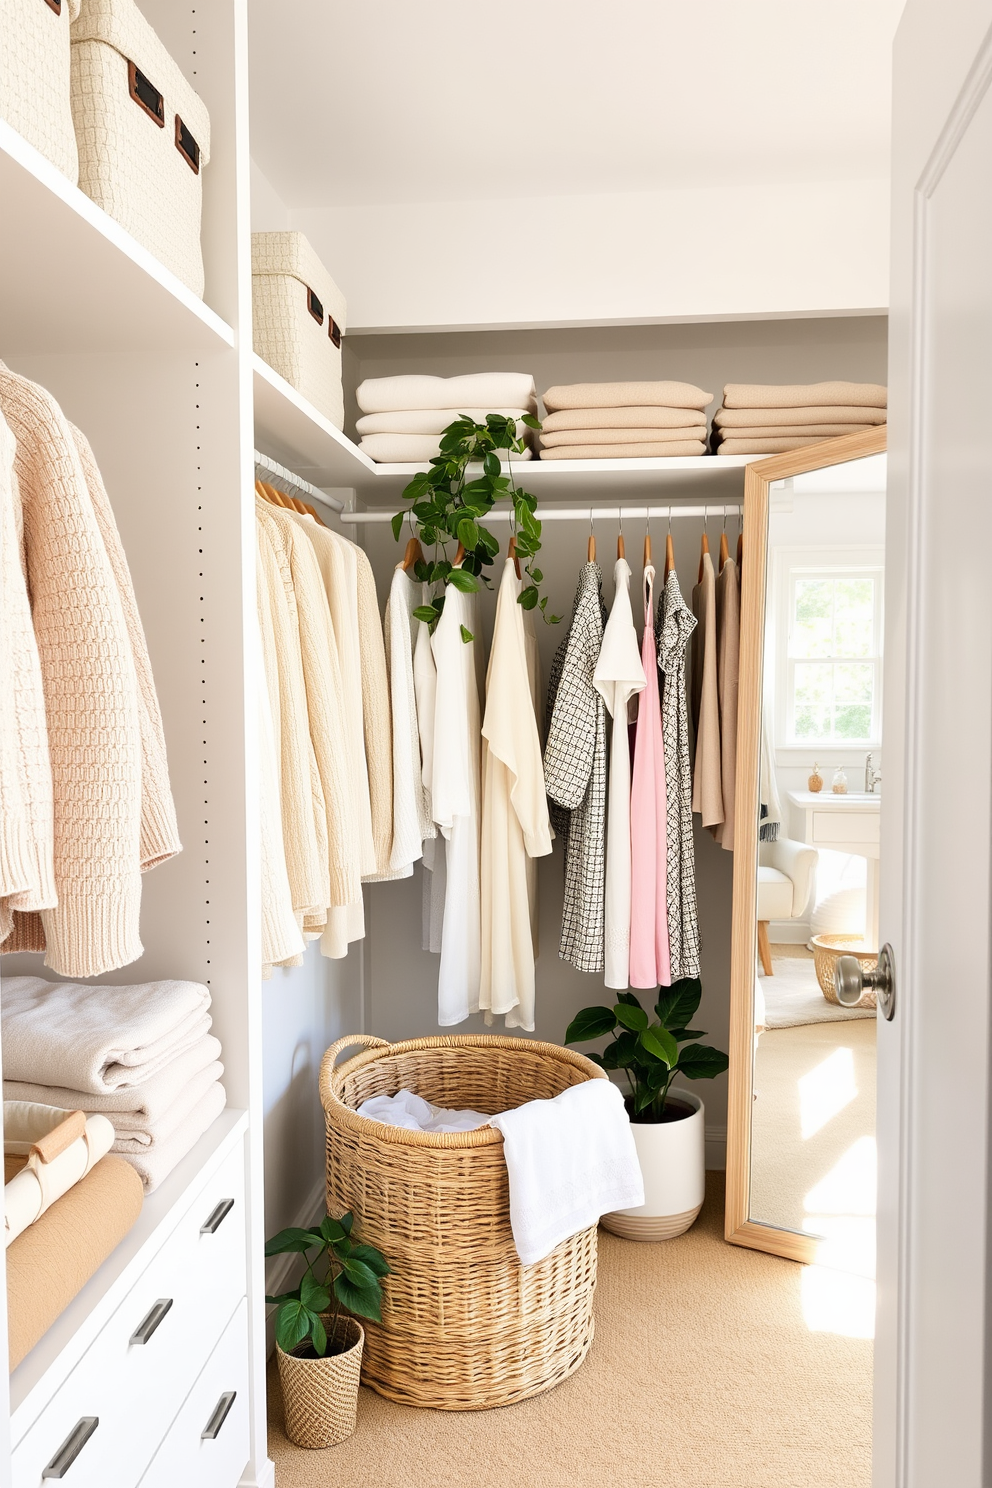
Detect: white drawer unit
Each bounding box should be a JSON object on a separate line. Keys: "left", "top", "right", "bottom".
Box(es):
{"left": 811, "top": 810, "right": 881, "bottom": 848}
{"left": 138, "top": 1298, "right": 249, "bottom": 1488}
{"left": 12, "top": 1143, "right": 246, "bottom": 1488}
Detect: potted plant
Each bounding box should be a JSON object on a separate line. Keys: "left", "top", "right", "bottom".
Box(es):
{"left": 266, "top": 1211, "right": 390, "bottom": 1448}
{"left": 565, "top": 981, "right": 729, "bottom": 1240}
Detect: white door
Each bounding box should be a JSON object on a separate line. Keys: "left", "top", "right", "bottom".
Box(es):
{"left": 880, "top": 2, "right": 992, "bottom": 1481}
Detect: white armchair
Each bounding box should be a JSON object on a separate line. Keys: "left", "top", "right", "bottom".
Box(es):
{"left": 756, "top": 838, "right": 819, "bottom": 975}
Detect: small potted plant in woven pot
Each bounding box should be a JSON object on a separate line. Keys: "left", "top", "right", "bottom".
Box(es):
{"left": 266, "top": 1212, "right": 390, "bottom": 1448}
{"left": 566, "top": 980, "right": 729, "bottom": 1241}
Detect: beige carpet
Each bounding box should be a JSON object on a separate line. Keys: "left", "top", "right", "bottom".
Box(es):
{"left": 268, "top": 1176, "right": 872, "bottom": 1488}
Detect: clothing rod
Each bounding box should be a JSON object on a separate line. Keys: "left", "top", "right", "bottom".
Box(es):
{"left": 253, "top": 450, "right": 345, "bottom": 512}
{"left": 338, "top": 503, "right": 742, "bottom": 525}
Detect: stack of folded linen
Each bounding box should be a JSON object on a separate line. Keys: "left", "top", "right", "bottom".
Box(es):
{"left": 355, "top": 372, "right": 538, "bottom": 462}
{"left": 539, "top": 381, "right": 713, "bottom": 459}
{"left": 2, "top": 976, "right": 226, "bottom": 1193}
{"left": 711, "top": 381, "right": 887, "bottom": 455}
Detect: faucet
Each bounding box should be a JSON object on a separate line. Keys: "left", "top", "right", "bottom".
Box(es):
{"left": 864, "top": 752, "right": 881, "bottom": 794}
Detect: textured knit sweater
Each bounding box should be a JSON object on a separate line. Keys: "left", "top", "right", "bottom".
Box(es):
{"left": 0, "top": 366, "right": 144, "bottom": 977}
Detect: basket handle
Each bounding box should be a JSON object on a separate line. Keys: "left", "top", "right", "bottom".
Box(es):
{"left": 318, "top": 1034, "right": 389, "bottom": 1106}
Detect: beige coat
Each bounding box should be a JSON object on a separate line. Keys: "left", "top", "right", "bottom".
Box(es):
{"left": 690, "top": 549, "right": 724, "bottom": 830}
{"left": 714, "top": 556, "right": 740, "bottom": 852}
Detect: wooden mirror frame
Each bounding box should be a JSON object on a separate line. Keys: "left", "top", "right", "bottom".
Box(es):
{"left": 725, "top": 425, "right": 888, "bottom": 1263}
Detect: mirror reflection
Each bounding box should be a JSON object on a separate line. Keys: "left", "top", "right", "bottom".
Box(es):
{"left": 749, "top": 452, "right": 884, "bottom": 1281}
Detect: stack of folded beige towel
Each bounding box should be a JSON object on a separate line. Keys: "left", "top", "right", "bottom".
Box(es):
{"left": 538, "top": 381, "right": 713, "bottom": 459}
{"left": 711, "top": 381, "right": 887, "bottom": 455}
{"left": 355, "top": 372, "right": 538, "bottom": 463}
{"left": 2, "top": 976, "right": 226, "bottom": 1193}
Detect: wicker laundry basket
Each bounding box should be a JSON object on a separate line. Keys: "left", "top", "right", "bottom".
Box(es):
{"left": 1, "top": 0, "right": 80, "bottom": 180}
{"left": 319, "top": 1033, "right": 605, "bottom": 1411}
{"left": 252, "top": 231, "right": 347, "bottom": 431}
{"left": 70, "top": 0, "right": 210, "bottom": 295}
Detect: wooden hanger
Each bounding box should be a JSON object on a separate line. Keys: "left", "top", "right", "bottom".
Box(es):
{"left": 508, "top": 533, "right": 521, "bottom": 579}
{"left": 664, "top": 531, "right": 675, "bottom": 582}
{"left": 587, "top": 531, "right": 596, "bottom": 562}
{"left": 698, "top": 528, "right": 710, "bottom": 584}
{"left": 399, "top": 535, "right": 424, "bottom": 572}
{"left": 719, "top": 528, "right": 729, "bottom": 571}
{"left": 643, "top": 531, "right": 652, "bottom": 567}
{"left": 737, "top": 531, "right": 743, "bottom": 569}
{"left": 454, "top": 542, "right": 465, "bottom": 566}
{"left": 617, "top": 530, "right": 625, "bottom": 560}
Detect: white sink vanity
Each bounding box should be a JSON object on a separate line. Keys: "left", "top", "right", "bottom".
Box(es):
{"left": 786, "top": 788, "right": 881, "bottom": 947}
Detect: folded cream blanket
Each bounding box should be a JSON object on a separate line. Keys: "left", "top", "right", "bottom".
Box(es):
{"left": 4, "top": 1033, "right": 222, "bottom": 1123}
{"left": 713, "top": 422, "right": 876, "bottom": 441}
{"left": 717, "top": 437, "right": 827, "bottom": 455}
{"left": 541, "top": 440, "right": 706, "bottom": 460}
{"left": 356, "top": 408, "right": 532, "bottom": 436}
{"left": 542, "top": 426, "right": 706, "bottom": 449}
{"left": 118, "top": 1080, "right": 226, "bottom": 1192}
{"left": 111, "top": 1062, "right": 225, "bottom": 1150}
{"left": 722, "top": 381, "right": 887, "bottom": 410}
{"left": 714, "top": 404, "right": 887, "bottom": 428}
{"left": 357, "top": 373, "right": 537, "bottom": 415}
{"left": 360, "top": 434, "right": 533, "bottom": 464}
{"left": 543, "top": 381, "right": 712, "bottom": 413}
{"left": 542, "top": 406, "right": 707, "bottom": 432}
{"left": 1, "top": 976, "right": 212, "bottom": 1092}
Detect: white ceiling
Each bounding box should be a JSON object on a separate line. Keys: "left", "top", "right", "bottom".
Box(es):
{"left": 248, "top": 0, "right": 905, "bottom": 209}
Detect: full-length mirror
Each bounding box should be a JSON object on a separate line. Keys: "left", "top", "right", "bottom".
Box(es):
{"left": 726, "top": 429, "right": 886, "bottom": 1274}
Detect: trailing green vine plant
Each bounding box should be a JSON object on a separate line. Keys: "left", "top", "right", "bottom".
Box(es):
{"left": 390, "top": 413, "right": 561, "bottom": 639}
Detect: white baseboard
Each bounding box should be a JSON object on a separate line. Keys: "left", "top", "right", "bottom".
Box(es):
{"left": 264, "top": 1174, "right": 326, "bottom": 1357}
{"left": 240, "top": 1459, "right": 275, "bottom": 1488}
{"left": 705, "top": 1124, "right": 727, "bottom": 1171}
{"left": 769, "top": 920, "right": 811, "bottom": 944}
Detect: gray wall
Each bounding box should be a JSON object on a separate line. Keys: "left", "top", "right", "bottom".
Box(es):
{"left": 352, "top": 314, "right": 888, "bottom": 1164}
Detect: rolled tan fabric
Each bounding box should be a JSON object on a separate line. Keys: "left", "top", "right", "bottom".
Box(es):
{"left": 540, "top": 440, "right": 707, "bottom": 460}
{"left": 541, "top": 426, "right": 707, "bottom": 448}
{"left": 712, "top": 423, "right": 876, "bottom": 441}
{"left": 714, "top": 404, "right": 887, "bottom": 428}
{"left": 722, "top": 381, "right": 887, "bottom": 410}
{"left": 7, "top": 1155, "right": 143, "bottom": 1368}
{"left": 542, "top": 381, "right": 713, "bottom": 413}
{"left": 716, "top": 437, "right": 827, "bottom": 455}
{"left": 542, "top": 406, "right": 707, "bottom": 432}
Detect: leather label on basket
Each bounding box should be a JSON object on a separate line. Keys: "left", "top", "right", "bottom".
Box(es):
{"left": 175, "top": 116, "right": 201, "bottom": 174}
{"left": 328, "top": 316, "right": 342, "bottom": 348}
{"left": 128, "top": 61, "right": 165, "bottom": 127}
{"left": 43, "top": 0, "right": 62, "bottom": 15}
{"left": 307, "top": 287, "right": 324, "bottom": 326}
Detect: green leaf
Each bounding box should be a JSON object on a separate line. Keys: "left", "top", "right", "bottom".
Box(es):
{"left": 655, "top": 978, "right": 702, "bottom": 1031}
{"left": 521, "top": 414, "right": 542, "bottom": 430}
{"left": 300, "top": 1272, "right": 331, "bottom": 1313}
{"left": 339, "top": 1212, "right": 354, "bottom": 1235}
{"left": 320, "top": 1215, "right": 346, "bottom": 1244}
{"left": 640, "top": 1025, "right": 679, "bottom": 1066}
{"left": 675, "top": 1043, "right": 730, "bottom": 1080}
{"left": 518, "top": 585, "right": 539, "bottom": 610}
{"left": 310, "top": 1312, "right": 328, "bottom": 1357}
{"left": 564, "top": 1005, "right": 617, "bottom": 1043}
{"left": 275, "top": 1299, "right": 312, "bottom": 1353}
{"left": 609, "top": 1030, "right": 642, "bottom": 1067}
{"left": 614, "top": 1002, "right": 649, "bottom": 1033}
{"left": 334, "top": 1273, "right": 382, "bottom": 1322}
{"left": 478, "top": 526, "right": 501, "bottom": 556}
{"left": 447, "top": 567, "right": 479, "bottom": 593}
{"left": 413, "top": 605, "right": 439, "bottom": 625}
{"left": 646, "top": 1061, "right": 669, "bottom": 1090}
{"left": 669, "top": 1027, "right": 707, "bottom": 1043}
{"left": 457, "top": 517, "right": 479, "bottom": 550}
{"left": 616, "top": 991, "right": 643, "bottom": 1008}
{"left": 633, "top": 1084, "right": 655, "bottom": 1114}
{"left": 460, "top": 624, "right": 474, "bottom": 644}
{"left": 390, "top": 510, "right": 404, "bottom": 542}
{"left": 347, "top": 1243, "right": 391, "bottom": 1277}
{"left": 264, "top": 1227, "right": 323, "bottom": 1257}
{"left": 483, "top": 453, "right": 501, "bottom": 479}
{"left": 264, "top": 1290, "right": 300, "bottom": 1305}
{"left": 339, "top": 1256, "right": 378, "bottom": 1289}
{"left": 530, "top": 567, "right": 543, "bottom": 583}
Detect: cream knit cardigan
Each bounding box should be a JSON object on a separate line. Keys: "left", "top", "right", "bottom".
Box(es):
{"left": 0, "top": 366, "right": 158, "bottom": 976}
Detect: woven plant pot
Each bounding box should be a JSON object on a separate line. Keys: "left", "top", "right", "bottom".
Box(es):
{"left": 276, "top": 1316, "right": 364, "bottom": 1449}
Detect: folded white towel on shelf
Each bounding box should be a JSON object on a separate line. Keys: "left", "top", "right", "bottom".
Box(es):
{"left": 357, "top": 1088, "right": 491, "bottom": 1134}
{"left": 489, "top": 1080, "right": 644, "bottom": 1266}
{"left": 542, "top": 406, "right": 707, "bottom": 432}
{"left": 356, "top": 373, "right": 537, "bottom": 415}
{"left": 541, "top": 426, "right": 706, "bottom": 448}
{"left": 105, "top": 1061, "right": 224, "bottom": 1148}
{"left": 356, "top": 408, "right": 533, "bottom": 436}
{"left": 117, "top": 1080, "right": 227, "bottom": 1193}
{"left": 542, "top": 380, "right": 713, "bottom": 413}
{"left": 540, "top": 440, "right": 706, "bottom": 460}
{"left": 360, "top": 434, "right": 533, "bottom": 464}
{"left": 4, "top": 1033, "right": 222, "bottom": 1123}
{"left": 1, "top": 977, "right": 213, "bottom": 1094}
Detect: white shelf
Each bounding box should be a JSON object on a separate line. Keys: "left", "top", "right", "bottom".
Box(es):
{"left": 252, "top": 357, "right": 753, "bottom": 503}
{"left": 9, "top": 1110, "right": 248, "bottom": 1429}
{"left": 0, "top": 121, "right": 234, "bottom": 355}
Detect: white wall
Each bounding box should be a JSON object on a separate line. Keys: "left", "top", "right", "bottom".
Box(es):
{"left": 290, "top": 178, "right": 889, "bottom": 333}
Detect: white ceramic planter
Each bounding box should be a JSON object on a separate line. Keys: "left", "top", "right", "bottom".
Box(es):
{"left": 601, "top": 1089, "right": 706, "bottom": 1241}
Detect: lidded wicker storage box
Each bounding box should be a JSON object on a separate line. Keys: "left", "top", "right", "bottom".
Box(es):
{"left": 319, "top": 1034, "right": 605, "bottom": 1411}
{"left": 252, "top": 231, "right": 347, "bottom": 431}
{"left": 70, "top": 0, "right": 211, "bottom": 295}
{"left": 0, "top": 0, "right": 80, "bottom": 181}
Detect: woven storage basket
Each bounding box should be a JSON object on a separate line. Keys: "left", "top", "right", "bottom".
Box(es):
{"left": 252, "top": 231, "right": 347, "bottom": 431}
{"left": 277, "top": 1317, "right": 364, "bottom": 1449}
{"left": 319, "top": 1033, "right": 605, "bottom": 1411}
{"left": 0, "top": 0, "right": 80, "bottom": 180}
{"left": 811, "top": 933, "right": 878, "bottom": 1007}
{"left": 70, "top": 0, "right": 210, "bottom": 295}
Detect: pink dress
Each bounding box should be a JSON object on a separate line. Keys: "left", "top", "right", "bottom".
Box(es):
{"left": 628, "top": 567, "right": 671, "bottom": 988}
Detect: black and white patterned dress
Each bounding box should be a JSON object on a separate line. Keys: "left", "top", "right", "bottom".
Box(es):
{"left": 544, "top": 562, "right": 607, "bottom": 973}
{"left": 656, "top": 568, "right": 700, "bottom": 980}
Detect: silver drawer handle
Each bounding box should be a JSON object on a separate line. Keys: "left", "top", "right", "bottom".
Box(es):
{"left": 42, "top": 1418, "right": 98, "bottom": 1478}
{"left": 130, "top": 1297, "right": 173, "bottom": 1346}
{"left": 201, "top": 1391, "right": 236, "bottom": 1440}
{"left": 201, "top": 1198, "right": 235, "bottom": 1235}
